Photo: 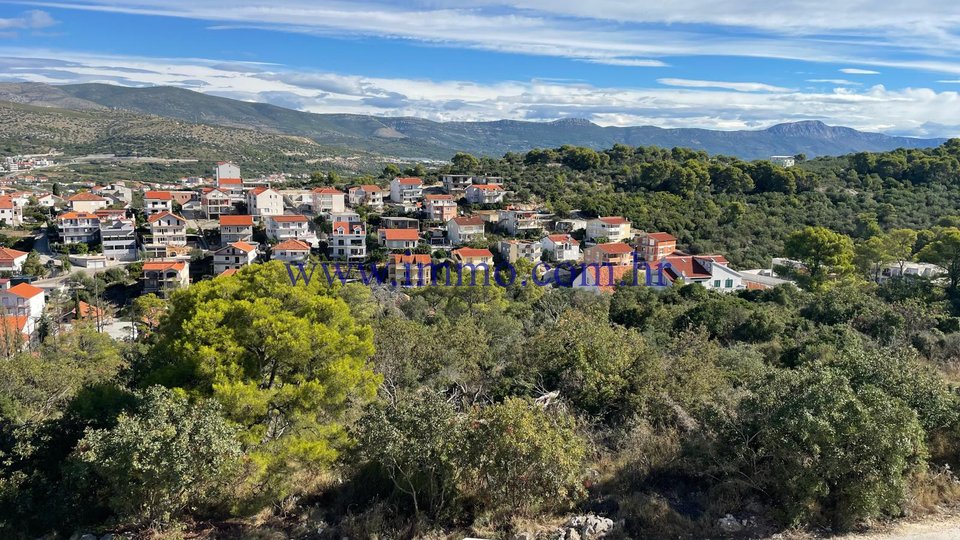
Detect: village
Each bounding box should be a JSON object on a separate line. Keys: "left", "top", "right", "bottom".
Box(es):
{"left": 0, "top": 160, "right": 943, "bottom": 352}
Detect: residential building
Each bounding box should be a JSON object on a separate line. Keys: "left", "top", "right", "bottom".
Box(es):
{"left": 389, "top": 177, "right": 423, "bottom": 205}
{"left": 68, "top": 192, "right": 108, "bottom": 213}
{"left": 447, "top": 216, "right": 485, "bottom": 245}
{"left": 442, "top": 174, "right": 504, "bottom": 196}
{"left": 271, "top": 239, "right": 312, "bottom": 264}
{"left": 142, "top": 260, "right": 190, "bottom": 295}
{"left": 329, "top": 210, "right": 362, "bottom": 224}
{"left": 770, "top": 156, "right": 796, "bottom": 168}
{"left": 583, "top": 242, "right": 635, "bottom": 266}
{"left": 347, "top": 185, "right": 384, "bottom": 208}
{"left": 144, "top": 191, "right": 174, "bottom": 215}
{"left": 329, "top": 221, "right": 366, "bottom": 260}
{"left": 0, "top": 315, "right": 32, "bottom": 350}
{"left": 0, "top": 282, "right": 45, "bottom": 332}
{"left": 451, "top": 247, "right": 495, "bottom": 267}
{"left": 554, "top": 218, "right": 587, "bottom": 233}
{"left": 541, "top": 234, "right": 581, "bottom": 262}
{"left": 266, "top": 214, "right": 312, "bottom": 242}
{"left": 36, "top": 193, "right": 64, "bottom": 208}
{"left": 424, "top": 194, "right": 457, "bottom": 222}
{"left": 0, "top": 247, "right": 28, "bottom": 273}
{"left": 215, "top": 161, "right": 241, "bottom": 181}
{"left": 388, "top": 253, "right": 432, "bottom": 287}
{"left": 201, "top": 187, "right": 233, "bottom": 218}
{"left": 98, "top": 183, "right": 133, "bottom": 204}
{"left": 879, "top": 262, "right": 945, "bottom": 283}
{"left": 465, "top": 184, "right": 506, "bottom": 205}
{"left": 99, "top": 217, "right": 138, "bottom": 261}
{"left": 379, "top": 228, "right": 420, "bottom": 251}
{"left": 651, "top": 255, "right": 744, "bottom": 292}
{"left": 214, "top": 242, "right": 258, "bottom": 275}
{"left": 499, "top": 209, "right": 541, "bottom": 236}
{"left": 586, "top": 217, "right": 632, "bottom": 243}
{"left": 147, "top": 212, "right": 188, "bottom": 248}
{"left": 218, "top": 177, "right": 245, "bottom": 203}
{"left": 0, "top": 196, "right": 22, "bottom": 226}
{"left": 219, "top": 215, "right": 254, "bottom": 245}
{"left": 636, "top": 231, "right": 678, "bottom": 262}
{"left": 246, "top": 187, "right": 283, "bottom": 220}
{"left": 572, "top": 264, "right": 635, "bottom": 294}
{"left": 381, "top": 217, "right": 419, "bottom": 230}
{"left": 498, "top": 239, "right": 541, "bottom": 264}
{"left": 57, "top": 212, "right": 100, "bottom": 244}
{"left": 311, "top": 187, "right": 346, "bottom": 214}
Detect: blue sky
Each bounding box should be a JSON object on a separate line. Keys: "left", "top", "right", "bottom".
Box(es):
{"left": 1, "top": 1, "right": 959, "bottom": 136}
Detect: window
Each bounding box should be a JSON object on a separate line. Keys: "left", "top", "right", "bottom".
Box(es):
{"left": 713, "top": 280, "right": 721, "bottom": 288}
{"left": 725, "top": 279, "right": 734, "bottom": 288}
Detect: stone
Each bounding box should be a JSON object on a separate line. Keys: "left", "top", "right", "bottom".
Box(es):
{"left": 717, "top": 514, "right": 743, "bottom": 533}
{"left": 565, "top": 529, "right": 581, "bottom": 540}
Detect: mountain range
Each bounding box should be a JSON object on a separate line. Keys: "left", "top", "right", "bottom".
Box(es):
{"left": 0, "top": 82, "right": 949, "bottom": 160}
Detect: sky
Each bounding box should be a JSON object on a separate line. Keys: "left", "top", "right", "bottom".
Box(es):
{"left": 0, "top": 1, "right": 960, "bottom": 137}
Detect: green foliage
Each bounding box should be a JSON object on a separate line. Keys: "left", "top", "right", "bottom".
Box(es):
{"left": 77, "top": 386, "right": 242, "bottom": 528}
{"left": 785, "top": 226, "right": 854, "bottom": 287}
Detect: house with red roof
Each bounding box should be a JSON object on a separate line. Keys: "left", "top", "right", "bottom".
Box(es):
{"left": 311, "top": 187, "right": 345, "bottom": 214}
{"left": 636, "top": 231, "right": 678, "bottom": 262}
{"left": 465, "top": 183, "right": 506, "bottom": 205}
{"left": 0, "top": 247, "right": 28, "bottom": 273}
{"left": 0, "top": 196, "right": 21, "bottom": 227}
{"left": 201, "top": 187, "right": 233, "bottom": 218}
{"left": 586, "top": 216, "right": 632, "bottom": 243}
{"left": 214, "top": 241, "right": 258, "bottom": 275}
{"left": 447, "top": 215, "right": 485, "bottom": 245}
{"left": 142, "top": 260, "right": 190, "bottom": 294}
{"left": 378, "top": 228, "right": 420, "bottom": 250}
{"left": 583, "top": 242, "right": 635, "bottom": 266}
{"left": 57, "top": 211, "right": 100, "bottom": 244}
{"left": 266, "top": 214, "right": 312, "bottom": 242}
{"left": 451, "top": 247, "right": 494, "bottom": 267}
{"left": 388, "top": 253, "right": 433, "bottom": 287}
{"left": 329, "top": 221, "right": 366, "bottom": 260}
{"left": 219, "top": 215, "right": 254, "bottom": 245}
{"left": 271, "top": 239, "right": 312, "bottom": 264}
{"left": 389, "top": 177, "right": 423, "bottom": 205}
{"left": 651, "top": 254, "right": 744, "bottom": 292}
{"left": 144, "top": 191, "right": 174, "bottom": 215}
{"left": 146, "top": 212, "right": 187, "bottom": 257}
{"left": 424, "top": 194, "right": 457, "bottom": 222}
{"left": 246, "top": 187, "right": 283, "bottom": 220}
{"left": 0, "top": 281, "right": 45, "bottom": 327}
{"left": 68, "top": 191, "right": 108, "bottom": 213}
{"left": 542, "top": 234, "right": 580, "bottom": 262}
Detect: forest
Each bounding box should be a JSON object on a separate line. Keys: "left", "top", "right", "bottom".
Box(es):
{"left": 5, "top": 140, "right": 960, "bottom": 539}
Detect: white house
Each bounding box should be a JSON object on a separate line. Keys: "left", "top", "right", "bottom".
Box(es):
{"left": 219, "top": 215, "right": 254, "bottom": 245}
{"left": 542, "top": 234, "right": 580, "bottom": 262}
{"left": 0, "top": 247, "right": 28, "bottom": 273}
{"left": 215, "top": 161, "right": 241, "bottom": 181}
{"left": 586, "top": 217, "right": 631, "bottom": 243}
{"left": 499, "top": 209, "right": 541, "bottom": 236}
{"left": 100, "top": 217, "right": 138, "bottom": 261}
{"left": 651, "top": 255, "right": 745, "bottom": 292}
{"left": 0, "top": 282, "right": 45, "bottom": 328}
{"left": 348, "top": 185, "right": 384, "bottom": 209}
{"left": 144, "top": 191, "right": 174, "bottom": 215}
{"left": 329, "top": 221, "right": 366, "bottom": 260}
{"left": 770, "top": 156, "right": 796, "bottom": 168}
{"left": 465, "top": 184, "right": 505, "bottom": 205}
{"left": 389, "top": 177, "right": 423, "bottom": 205}
{"left": 201, "top": 188, "right": 233, "bottom": 218}
{"left": 0, "top": 196, "right": 22, "bottom": 227}
{"left": 271, "top": 239, "right": 312, "bottom": 264}
{"left": 57, "top": 212, "right": 100, "bottom": 244}
{"left": 147, "top": 211, "right": 187, "bottom": 247}
{"left": 36, "top": 193, "right": 64, "bottom": 208}
{"left": 246, "top": 187, "right": 284, "bottom": 221}
{"left": 447, "top": 216, "right": 485, "bottom": 245}
{"left": 68, "top": 192, "right": 108, "bottom": 213}
{"left": 214, "top": 242, "right": 258, "bottom": 275}
{"left": 142, "top": 260, "right": 190, "bottom": 294}
{"left": 498, "top": 239, "right": 541, "bottom": 264}
{"left": 311, "top": 187, "right": 346, "bottom": 214}
{"left": 378, "top": 228, "right": 420, "bottom": 251}
{"left": 267, "top": 214, "right": 312, "bottom": 242}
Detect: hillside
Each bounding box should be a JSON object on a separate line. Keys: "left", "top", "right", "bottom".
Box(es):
{"left": 0, "top": 82, "right": 947, "bottom": 160}
{"left": 0, "top": 100, "right": 377, "bottom": 177}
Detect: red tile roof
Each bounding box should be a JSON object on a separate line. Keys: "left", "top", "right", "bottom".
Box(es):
{"left": 426, "top": 194, "right": 454, "bottom": 201}
{"left": 144, "top": 190, "right": 172, "bottom": 201}
{"left": 219, "top": 215, "right": 254, "bottom": 226}
{"left": 7, "top": 282, "right": 44, "bottom": 299}
{"left": 312, "top": 187, "right": 344, "bottom": 195}
{"left": 1, "top": 315, "right": 29, "bottom": 334}
{"left": 0, "top": 247, "right": 27, "bottom": 262}
{"left": 593, "top": 242, "right": 634, "bottom": 254}
{"left": 0, "top": 196, "right": 13, "bottom": 210}
{"left": 451, "top": 216, "right": 484, "bottom": 226}
{"left": 227, "top": 241, "right": 257, "bottom": 253}
{"left": 380, "top": 229, "right": 420, "bottom": 241}
{"left": 358, "top": 184, "right": 383, "bottom": 192}
{"left": 646, "top": 232, "right": 677, "bottom": 242}
{"left": 273, "top": 239, "right": 312, "bottom": 251}
{"left": 598, "top": 216, "right": 629, "bottom": 225}
{"left": 147, "top": 211, "right": 185, "bottom": 223}
{"left": 57, "top": 211, "right": 99, "bottom": 220}
{"left": 547, "top": 234, "right": 579, "bottom": 245}
{"left": 390, "top": 253, "right": 432, "bottom": 265}
{"left": 453, "top": 247, "right": 493, "bottom": 258}
{"left": 143, "top": 261, "right": 186, "bottom": 272}
{"left": 219, "top": 268, "right": 238, "bottom": 276}
{"left": 332, "top": 222, "right": 365, "bottom": 234}
{"left": 68, "top": 192, "right": 106, "bottom": 202}
{"left": 468, "top": 184, "right": 504, "bottom": 191}
{"left": 218, "top": 178, "right": 242, "bottom": 186}
{"left": 395, "top": 177, "right": 423, "bottom": 185}
{"left": 270, "top": 214, "right": 308, "bottom": 223}
{"left": 579, "top": 264, "right": 634, "bottom": 293}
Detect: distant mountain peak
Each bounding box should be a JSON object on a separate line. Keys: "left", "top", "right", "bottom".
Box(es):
{"left": 551, "top": 118, "right": 596, "bottom": 127}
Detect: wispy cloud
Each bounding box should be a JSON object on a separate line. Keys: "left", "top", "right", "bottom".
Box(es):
{"left": 14, "top": 1, "right": 960, "bottom": 74}
{"left": 658, "top": 78, "right": 791, "bottom": 92}
{"left": 840, "top": 68, "right": 881, "bottom": 74}
{"left": 0, "top": 9, "right": 57, "bottom": 35}
{"left": 1, "top": 49, "right": 958, "bottom": 137}
{"left": 807, "top": 79, "right": 861, "bottom": 85}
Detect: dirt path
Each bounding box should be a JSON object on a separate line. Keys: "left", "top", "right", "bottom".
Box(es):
{"left": 771, "top": 514, "right": 960, "bottom": 540}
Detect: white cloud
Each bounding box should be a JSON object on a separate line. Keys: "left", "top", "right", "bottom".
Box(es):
{"left": 807, "top": 79, "right": 861, "bottom": 85}
{"left": 1, "top": 49, "right": 958, "bottom": 137}
{"left": 0, "top": 10, "right": 57, "bottom": 31}
{"left": 658, "top": 78, "right": 791, "bottom": 92}
{"left": 17, "top": 1, "right": 960, "bottom": 75}
{"left": 840, "top": 68, "right": 881, "bottom": 74}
